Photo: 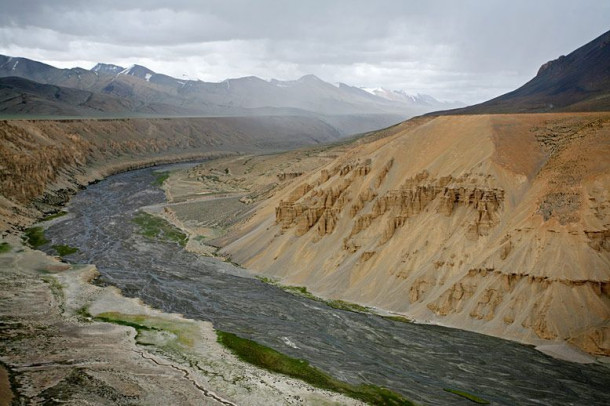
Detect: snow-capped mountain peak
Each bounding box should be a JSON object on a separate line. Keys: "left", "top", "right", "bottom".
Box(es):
{"left": 362, "top": 87, "right": 463, "bottom": 108}
{"left": 91, "top": 63, "right": 125, "bottom": 75}
{"left": 118, "top": 64, "right": 156, "bottom": 80}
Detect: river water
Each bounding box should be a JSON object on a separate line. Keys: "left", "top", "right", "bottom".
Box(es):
{"left": 42, "top": 166, "right": 610, "bottom": 405}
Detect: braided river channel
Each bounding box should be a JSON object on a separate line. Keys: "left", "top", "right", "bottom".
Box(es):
{"left": 42, "top": 165, "right": 610, "bottom": 405}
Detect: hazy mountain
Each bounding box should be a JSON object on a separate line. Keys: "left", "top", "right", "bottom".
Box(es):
{"left": 0, "top": 54, "right": 451, "bottom": 135}
{"left": 0, "top": 76, "right": 134, "bottom": 116}
{"left": 363, "top": 87, "right": 464, "bottom": 109}
{"left": 0, "top": 55, "right": 101, "bottom": 91}
{"left": 435, "top": 29, "right": 610, "bottom": 114}
{"left": 0, "top": 75, "right": 211, "bottom": 117}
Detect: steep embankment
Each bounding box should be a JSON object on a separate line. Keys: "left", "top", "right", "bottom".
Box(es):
{"left": 0, "top": 115, "right": 342, "bottom": 234}
{"left": 220, "top": 113, "right": 610, "bottom": 356}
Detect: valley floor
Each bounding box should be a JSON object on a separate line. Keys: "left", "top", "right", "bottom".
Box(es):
{"left": 1, "top": 112, "right": 608, "bottom": 404}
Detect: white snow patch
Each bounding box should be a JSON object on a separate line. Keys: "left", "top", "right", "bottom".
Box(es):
{"left": 119, "top": 65, "right": 136, "bottom": 75}
{"left": 362, "top": 87, "right": 383, "bottom": 95}
{"left": 145, "top": 73, "right": 152, "bottom": 81}
{"left": 12, "top": 60, "right": 19, "bottom": 70}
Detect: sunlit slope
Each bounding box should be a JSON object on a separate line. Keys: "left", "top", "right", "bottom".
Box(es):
{"left": 221, "top": 113, "right": 610, "bottom": 355}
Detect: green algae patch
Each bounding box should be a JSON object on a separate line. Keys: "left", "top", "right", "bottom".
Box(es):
{"left": 283, "top": 285, "right": 318, "bottom": 301}
{"left": 152, "top": 171, "right": 170, "bottom": 186}
{"left": 52, "top": 244, "right": 79, "bottom": 257}
{"left": 267, "top": 282, "right": 373, "bottom": 314}
{"left": 41, "top": 211, "right": 68, "bottom": 221}
{"left": 325, "top": 299, "right": 370, "bottom": 313}
{"left": 76, "top": 305, "right": 93, "bottom": 323}
{"left": 443, "top": 388, "right": 490, "bottom": 404}
{"left": 256, "top": 276, "right": 278, "bottom": 284}
{"left": 382, "top": 315, "right": 413, "bottom": 324}
{"left": 132, "top": 212, "right": 188, "bottom": 247}
{"left": 93, "top": 312, "right": 197, "bottom": 348}
{"left": 0, "top": 242, "right": 10, "bottom": 254}
{"left": 94, "top": 313, "right": 156, "bottom": 339}
{"left": 216, "top": 330, "right": 413, "bottom": 406}
{"left": 24, "top": 227, "right": 48, "bottom": 248}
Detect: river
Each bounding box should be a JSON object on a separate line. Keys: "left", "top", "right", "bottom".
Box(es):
{"left": 42, "top": 165, "right": 610, "bottom": 405}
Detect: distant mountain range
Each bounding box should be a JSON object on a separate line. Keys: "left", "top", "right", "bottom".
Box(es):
{"left": 362, "top": 87, "right": 460, "bottom": 108}
{"left": 2, "top": 29, "right": 608, "bottom": 131}
{"left": 0, "top": 55, "right": 460, "bottom": 135}
{"left": 435, "top": 29, "right": 610, "bottom": 115}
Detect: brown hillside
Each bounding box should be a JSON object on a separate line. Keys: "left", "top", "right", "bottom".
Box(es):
{"left": 218, "top": 113, "right": 610, "bottom": 356}
{"left": 0, "top": 115, "right": 342, "bottom": 234}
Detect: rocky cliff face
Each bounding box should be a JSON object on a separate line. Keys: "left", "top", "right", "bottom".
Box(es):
{"left": 221, "top": 113, "right": 610, "bottom": 356}
{"left": 0, "top": 115, "right": 343, "bottom": 234}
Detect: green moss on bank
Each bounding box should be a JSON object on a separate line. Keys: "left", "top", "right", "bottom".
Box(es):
{"left": 52, "top": 244, "right": 79, "bottom": 257}
{"left": 132, "top": 212, "right": 188, "bottom": 247}
{"left": 217, "top": 330, "right": 413, "bottom": 405}
{"left": 93, "top": 312, "right": 196, "bottom": 348}
{"left": 41, "top": 211, "right": 68, "bottom": 221}
{"left": 24, "top": 227, "right": 48, "bottom": 248}
{"left": 326, "top": 299, "right": 371, "bottom": 313}
{"left": 262, "top": 280, "right": 373, "bottom": 315}
{"left": 76, "top": 305, "right": 93, "bottom": 322}
{"left": 443, "top": 388, "right": 489, "bottom": 404}
{"left": 382, "top": 315, "right": 413, "bottom": 324}
{"left": 256, "top": 276, "right": 277, "bottom": 284}
{"left": 94, "top": 314, "right": 156, "bottom": 339}
{"left": 152, "top": 171, "right": 170, "bottom": 186}
{"left": 282, "top": 285, "right": 318, "bottom": 300}
{"left": 0, "top": 242, "right": 11, "bottom": 254}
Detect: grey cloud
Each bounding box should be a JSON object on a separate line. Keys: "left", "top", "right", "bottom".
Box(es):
{"left": 0, "top": 0, "right": 608, "bottom": 104}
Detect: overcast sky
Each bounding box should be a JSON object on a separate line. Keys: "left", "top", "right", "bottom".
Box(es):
{"left": 0, "top": 0, "right": 608, "bottom": 104}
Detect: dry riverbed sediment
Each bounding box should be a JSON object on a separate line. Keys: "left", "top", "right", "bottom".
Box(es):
{"left": 0, "top": 236, "right": 362, "bottom": 405}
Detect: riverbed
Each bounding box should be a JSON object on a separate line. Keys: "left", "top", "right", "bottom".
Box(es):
{"left": 42, "top": 165, "right": 610, "bottom": 405}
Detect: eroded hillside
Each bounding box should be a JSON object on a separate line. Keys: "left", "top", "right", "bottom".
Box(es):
{"left": 211, "top": 113, "right": 610, "bottom": 356}
{"left": 0, "top": 115, "right": 342, "bottom": 234}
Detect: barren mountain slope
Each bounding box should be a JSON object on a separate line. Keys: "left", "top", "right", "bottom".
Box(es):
{"left": 219, "top": 113, "right": 610, "bottom": 356}
{"left": 435, "top": 29, "right": 610, "bottom": 114}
